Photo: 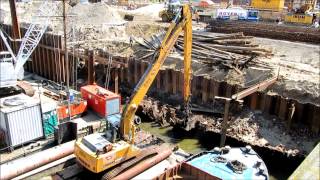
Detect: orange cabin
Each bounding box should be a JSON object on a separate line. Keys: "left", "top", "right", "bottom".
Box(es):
{"left": 57, "top": 99, "right": 87, "bottom": 121}
{"left": 80, "top": 85, "right": 121, "bottom": 117}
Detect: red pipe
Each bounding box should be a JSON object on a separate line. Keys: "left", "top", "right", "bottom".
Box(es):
{"left": 0, "top": 140, "right": 75, "bottom": 180}
{"left": 113, "top": 148, "right": 173, "bottom": 180}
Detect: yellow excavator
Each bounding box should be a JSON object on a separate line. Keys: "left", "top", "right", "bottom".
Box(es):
{"left": 74, "top": 4, "right": 192, "bottom": 174}
{"left": 285, "top": 0, "right": 318, "bottom": 24}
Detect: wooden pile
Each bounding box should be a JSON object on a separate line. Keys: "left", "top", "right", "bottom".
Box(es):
{"left": 209, "top": 20, "right": 320, "bottom": 44}
{"left": 134, "top": 32, "right": 273, "bottom": 72}
{"left": 176, "top": 32, "right": 272, "bottom": 71}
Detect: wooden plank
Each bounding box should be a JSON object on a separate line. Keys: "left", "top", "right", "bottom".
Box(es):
{"left": 208, "top": 79, "right": 214, "bottom": 101}
{"left": 140, "top": 61, "right": 145, "bottom": 79}
{"left": 165, "top": 69, "right": 171, "bottom": 93}
{"left": 49, "top": 34, "right": 56, "bottom": 81}
{"left": 225, "top": 84, "right": 233, "bottom": 98}
{"left": 55, "top": 35, "right": 61, "bottom": 82}
{"left": 213, "top": 80, "right": 219, "bottom": 97}
{"left": 279, "top": 97, "right": 288, "bottom": 121}
{"left": 219, "top": 82, "right": 227, "bottom": 97}
{"left": 128, "top": 59, "right": 134, "bottom": 86}
{"left": 294, "top": 101, "right": 304, "bottom": 124}
{"left": 36, "top": 45, "right": 42, "bottom": 76}
{"left": 263, "top": 94, "right": 272, "bottom": 115}
{"left": 40, "top": 35, "right": 47, "bottom": 77}
{"left": 134, "top": 60, "right": 139, "bottom": 84}
{"left": 70, "top": 54, "right": 75, "bottom": 86}
{"left": 115, "top": 65, "right": 120, "bottom": 94}
{"left": 160, "top": 70, "right": 165, "bottom": 90}
{"left": 220, "top": 98, "right": 231, "bottom": 147}
{"left": 191, "top": 76, "right": 198, "bottom": 100}
{"left": 45, "top": 34, "right": 52, "bottom": 79}
{"left": 119, "top": 66, "right": 124, "bottom": 84}
{"left": 87, "top": 50, "right": 94, "bottom": 85}
{"left": 232, "top": 77, "right": 277, "bottom": 100}
{"left": 311, "top": 105, "right": 320, "bottom": 134}
{"left": 172, "top": 70, "right": 177, "bottom": 94}
{"left": 60, "top": 36, "right": 66, "bottom": 83}
{"left": 156, "top": 73, "right": 161, "bottom": 89}
{"left": 258, "top": 93, "right": 265, "bottom": 111}
{"left": 274, "top": 96, "right": 281, "bottom": 116}
{"left": 249, "top": 92, "right": 258, "bottom": 110}
{"left": 201, "top": 77, "right": 209, "bottom": 103}
{"left": 286, "top": 102, "right": 296, "bottom": 129}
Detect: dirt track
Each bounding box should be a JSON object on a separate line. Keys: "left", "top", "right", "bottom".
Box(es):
{"left": 209, "top": 20, "right": 320, "bottom": 44}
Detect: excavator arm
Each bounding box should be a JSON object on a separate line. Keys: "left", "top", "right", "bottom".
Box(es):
{"left": 120, "top": 4, "right": 192, "bottom": 141}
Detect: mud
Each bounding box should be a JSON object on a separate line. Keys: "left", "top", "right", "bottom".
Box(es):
{"left": 139, "top": 97, "right": 319, "bottom": 156}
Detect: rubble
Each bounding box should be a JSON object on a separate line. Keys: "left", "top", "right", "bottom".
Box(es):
{"left": 136, "top": 32, "right": 272, "bottom": 74}
{"left": 139, "top": 97, "right": 319, "bottom": 156}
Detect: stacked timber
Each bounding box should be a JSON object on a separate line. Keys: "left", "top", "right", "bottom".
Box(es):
{"left": 134, "top": 32, "right": 272, "bottom": 72}
{"left": 209, "top": 20, "right": 320, "bottom": 44}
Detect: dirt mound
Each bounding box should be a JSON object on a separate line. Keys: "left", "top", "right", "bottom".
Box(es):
{"left": 130, "top": 3, "right": 164, "bottom": 19}
{"left": 69, "top": 3, "right": 125, "bottom": 25}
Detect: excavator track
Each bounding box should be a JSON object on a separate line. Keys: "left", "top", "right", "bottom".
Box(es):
{"left": 102, "top": 147, "right": 159, "bottom": 180}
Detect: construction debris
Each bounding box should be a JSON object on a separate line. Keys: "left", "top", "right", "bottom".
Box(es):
{"left": 139, "top": 97, "right": 318, "bottom": 157}
{"left": 135, "top": 32, "right": 272, "bottom": 75}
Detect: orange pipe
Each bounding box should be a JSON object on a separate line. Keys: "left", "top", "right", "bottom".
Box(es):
{"left": 0, "top": 140, "right": 75, "bottom": 180}
{"left": 113, "top": 148, "right": 172, "bottom": 180}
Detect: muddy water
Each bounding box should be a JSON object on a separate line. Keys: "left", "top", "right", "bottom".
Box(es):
{"left": 139, "top": 122, "right": 207, "bottom": 154}
{"left": 139, "top": 121, "right": 300, "bottom": 180}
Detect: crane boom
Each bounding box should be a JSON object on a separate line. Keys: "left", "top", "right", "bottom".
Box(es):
{"left": 14, "top": 0, "right": 57, "bottom": 78}
{"left": 120, "top": 4, "right": 192, "bottom": 140}
{"left": 0, "top": 30, "right": 17, "bottom": 63}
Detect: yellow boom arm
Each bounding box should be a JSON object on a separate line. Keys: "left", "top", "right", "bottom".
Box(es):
{"left": 120, "top": 4, "right": 192, "bottom": 141}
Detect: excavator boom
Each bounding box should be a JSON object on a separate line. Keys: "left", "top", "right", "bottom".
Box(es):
{"left": 74, "top": 4, "right": 193, "bottom": 174}
{"left": 120, "top": 4, "right": 192, "bottom": 140}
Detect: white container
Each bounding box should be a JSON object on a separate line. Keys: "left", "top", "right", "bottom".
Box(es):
{"left": 39, "top": 94, "right": 58, "bottom": 113}
{"left": 217, "top": 8, "right": 248, "bottom": 20}
{"left": 0, "top": 94, "right": 43, "bottom": 149}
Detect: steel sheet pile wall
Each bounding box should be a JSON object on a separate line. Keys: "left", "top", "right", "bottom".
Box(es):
{"left": 116, "top": 59, "right": 320, "bottom": 134}
{"left": 0, "top": 24, "right": 128, "bottom": 85}
{"left": 0, "top": 23, "right": 318, "bottom": 134}
{"left": 0, "top": 24, "right": 78, "bottom": 83}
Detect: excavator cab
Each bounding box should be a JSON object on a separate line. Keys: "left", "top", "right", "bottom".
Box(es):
{"left": 159, "top": 0, "right": 181, "bottom": 22}
{"left": 105, "top": 114, "right": 121, "bottom": 143}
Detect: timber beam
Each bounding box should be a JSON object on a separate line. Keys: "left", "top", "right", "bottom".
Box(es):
{"left": 232, "top": 76, "right": 277, "bottom": 100}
